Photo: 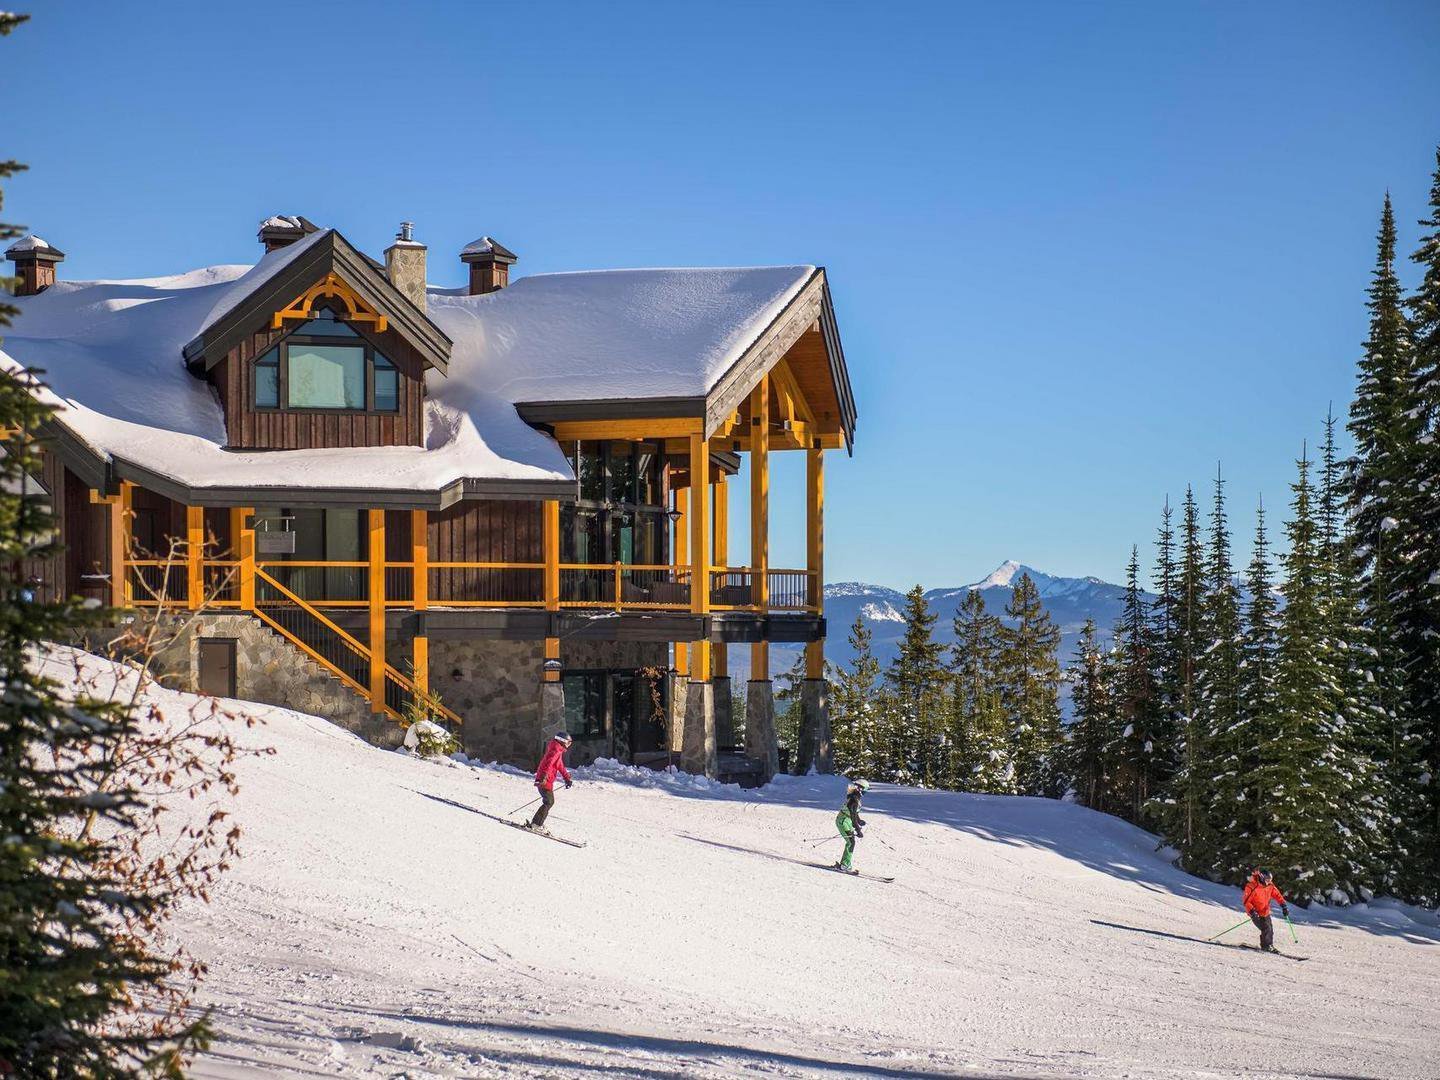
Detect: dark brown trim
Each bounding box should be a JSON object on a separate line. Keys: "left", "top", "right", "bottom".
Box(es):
{"left": 516, "top": 396, "right": 706, "bottom": 425}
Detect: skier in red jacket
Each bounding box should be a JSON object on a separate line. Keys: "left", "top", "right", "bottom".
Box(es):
{"left": 1242, "top": 868, "right": 1290, "bottom": 953}
{"left": 527, "top": 731, "right": 573, "bottom": 833}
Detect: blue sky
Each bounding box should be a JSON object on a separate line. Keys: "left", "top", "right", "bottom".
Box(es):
{"left": 5, "top": 2, "right": 1438, "bottom": 590}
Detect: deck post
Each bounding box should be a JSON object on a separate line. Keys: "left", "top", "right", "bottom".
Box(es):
{"left": 711, "top": 465, "right": 732, "bottom": 747}
{"left": 681, "top": 431, "right": 716, "bottom": 776}
{"left": 232, "top": 507, "right": 254, "bottom": 611}
{"left": 749, "top": 374, "right": 770, "bottom": 681}
{"left": 106, "top": 481, "right": 132, "bottom": 609}
{"left": 540, "top": 500, "right": 565, "bottom": 741}
{"left": 368, "top": 509, "right": 386, "bottom": 714}
{"left": 411, "top": 509, "right": 429, "bottom": 697}
{"left": 186, "top": 504, "right": 204, "bottom": 609}
{"left": 797, "top": 446, "right": 832, "bottom": 774}
{"left": 673, "top": 485, "right": 689, "bottom": 677}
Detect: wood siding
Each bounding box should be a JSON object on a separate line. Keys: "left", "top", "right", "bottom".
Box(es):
{"left": 214, "top": 317, "right": 427, "bottom": 451}
{"left": 428, "top": 500, "right": 543, "bottom": 604}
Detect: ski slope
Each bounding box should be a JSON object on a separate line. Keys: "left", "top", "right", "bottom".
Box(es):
{"left": 38, "top": 648, "right": 1440, "bottom": 1079}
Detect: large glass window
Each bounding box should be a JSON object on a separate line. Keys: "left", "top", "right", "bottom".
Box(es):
{"left": 562, "top": 671, "right": 606, "bottom": 739}
{"left": 562, "top": 441, "right": 670, "bottom": 566}
{"left": 252, "top": 303, "right": 400, "bottom": 413}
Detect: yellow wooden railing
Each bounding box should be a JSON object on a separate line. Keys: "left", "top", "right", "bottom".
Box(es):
{"left": 129, "top": 558, "right": 819, "bottom": 614}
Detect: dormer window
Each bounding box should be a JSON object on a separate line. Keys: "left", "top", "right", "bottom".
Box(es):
{"left": 253, "top": 305, "right": 400, "bottom": 413}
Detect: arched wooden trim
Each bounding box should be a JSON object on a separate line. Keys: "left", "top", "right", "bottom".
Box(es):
{"left": 270, "top": 272, "right": 389, "bottom": 334}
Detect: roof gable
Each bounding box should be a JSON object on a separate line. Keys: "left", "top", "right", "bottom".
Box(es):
{"left": 181, "top": 229, "right": 452, "bottom": 375}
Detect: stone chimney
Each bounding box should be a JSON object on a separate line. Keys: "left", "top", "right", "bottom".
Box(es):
{"left": 384, "top": 221, "right": 427, "bottom": 313}
{"left": 257, "top": 214, "right": 317, "bottom": 252}
{"left": 460, "top": 236, "right": 517, "bottom": 295}
{"left": 5, "top": 235, "right": 65, "bottom": 296}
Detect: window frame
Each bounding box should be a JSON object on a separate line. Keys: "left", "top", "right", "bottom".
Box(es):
{"left": 562, "top": 441, "right": 669, "bottom": 566}
{"left": 251, "top": 306, "right": 402, "bottom": 415}
{"left": 561, "top": 669, "right": 608, "bottom": 739}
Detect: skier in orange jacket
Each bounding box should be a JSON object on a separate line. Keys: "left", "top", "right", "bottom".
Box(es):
{"left": 1242, "top": 868, "right": 1290, "bottom": 953}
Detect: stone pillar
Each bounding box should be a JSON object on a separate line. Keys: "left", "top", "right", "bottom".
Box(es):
{"left": 713, "top": 675, "right": 734, "bottom": 748}
{"left": 681, "top": 679, "right": 718, "bottom": 777}
{"left": 539, "top": 679, "right": 566, "bottom": 749}
{"left": 745, "top": 679, "right": 778, "bottom": 782}
{"left": 666, "top": 671, "right": 688, "bottom": 754}
{"left": 797, "top": 679, "right": 833, "bottom": 775}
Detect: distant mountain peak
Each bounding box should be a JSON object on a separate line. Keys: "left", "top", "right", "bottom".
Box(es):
{"left": 971, "top": 559, "right": 1025, "bottom": 589}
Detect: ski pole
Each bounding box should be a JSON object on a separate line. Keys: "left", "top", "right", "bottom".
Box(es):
{"left": 507, "top": 796, "right": 541, "bottom": 817}
{"left": 1284, "top": 913, "right": 1299, "bottom": 944}
{"left": 1208, "top": 918, "right": 1251, "bottom": 942}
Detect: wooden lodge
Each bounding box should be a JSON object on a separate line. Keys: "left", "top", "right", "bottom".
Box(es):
{"left": 2, "top": 218, "right": 857, "bottom": 781}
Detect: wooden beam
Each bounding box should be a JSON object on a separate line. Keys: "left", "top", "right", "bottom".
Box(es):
{"left": 412, "top": 509, "right": 429, "bottom": 695}
{"left": 551, "top": 417, "right": 703, "bottom": 442}
{"left": 543, "top": 499, "right": 561, "bottom": 683}
{"left": 231, "top": 507, "right": 254, "bottom": 610}
{"left": 543, "top": 635, "right": 561, "bottom": 684}
{"left": 368, "top": 509, "right": 386, "bottom": 714}
{"left": 806, "top": 447, "right": 825, "bottom": 680}
{"left": 186, "top": 504, "right": 204, "bottom": 609}
{"left": 750, "top": 376, "right": 769, "bottom": 681}
{"left": 689, "top": 431, "right": 711, "bottom": 682}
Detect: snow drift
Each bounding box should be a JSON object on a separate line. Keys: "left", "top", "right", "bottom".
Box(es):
{"left": 32, "top": 648, "right": 1439, "bottom": 1079}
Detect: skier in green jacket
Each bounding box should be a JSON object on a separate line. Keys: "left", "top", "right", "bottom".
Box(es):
{"left": 834, "top": 778, "right": 869, "bottom": 874}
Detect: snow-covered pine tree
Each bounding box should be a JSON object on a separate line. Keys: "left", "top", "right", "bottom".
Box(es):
{"left": 1270, "top": 447, "right": 1354, "bottom": 903}
{"left": 1068, "top": 618, "right": 1117, "bottom": 813}
{"left": 1148, "top": 497, "right": 1182, "bottom": 795}
{"left": 774, "top": 649, "right": 809, "bottom": 770}
{"left": 1110, "top": 545, "right": 1160, "bottom": 825}
{"left": 997, "top": 572, "right": 1065, "bottom": 797}
{"left": 1159, "top": 486, "right": 1218, "bottom": 867}
{"left": 1230, "top": 500, "right": 1281, "bottom": 883}
{"left": 950, "top": 588, "right": 1013, "bottom": 792}
{"left": 1319, "top": 412, "right": 1392, "bottom": 897}
{"left": 885, "top": 585, "right": 949, "bottom": 786}
{"left": 832, "top": 614, "right": 882, "bottom": 778}
{"left": 1401, "top": 148, "right": 1440, "bottom": 900}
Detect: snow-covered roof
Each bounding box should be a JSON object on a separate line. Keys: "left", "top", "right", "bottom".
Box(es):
{"left": 0, "top": 244, "right": 570, "bottom": 500}
{"left": 1, "top": 232, "right": 833, "bottom": 503}
{"left": 460, "top": 236, "right": 515, "bottom": 260}
{"left": 5, "top": 234, "right": 62, "bottom": 257}
{"left": 427, "top": 265, "right": 817, "bottom": 405}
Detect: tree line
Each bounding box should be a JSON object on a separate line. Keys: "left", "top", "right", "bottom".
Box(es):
{"left": 829, "top": 148, "right": 1440, "bottom": 907}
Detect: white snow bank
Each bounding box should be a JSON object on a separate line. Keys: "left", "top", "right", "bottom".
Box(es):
{"left": 30, "top": 646, "right": 1439, "bottom": 1080}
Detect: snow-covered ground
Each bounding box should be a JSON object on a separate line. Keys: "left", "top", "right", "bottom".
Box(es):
{"left": 37, "top": 648, "right": 1440, "bottom": 1079}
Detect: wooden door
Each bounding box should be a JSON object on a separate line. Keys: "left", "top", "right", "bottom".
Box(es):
{"left": 197, "top": 638, "right": 237, "bottom": 698}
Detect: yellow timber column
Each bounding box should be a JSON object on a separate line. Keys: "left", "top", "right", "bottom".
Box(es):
{"left": 106, "top": 481, "right": 133, "bottom": 609}
{"left": 411, "top": 510, "right": 429, "bottom": 698}
{"left": 681, "top": 430, "right": 717, "bottom": 776}
{"left": 368, "top": 510, "right": 386, "bottom": 715}
{"left": 745, "top": 377, "right": 778, "bottom": 780}
{"left": 672, "top": 486, "right": 689, "bottom": 677}
{"left": 712, "top": 466, "right": 733, "bottom": 748}
{"left": 796, "top": 445, "right": 833, "bottom": 774}
{"left": 231, "top": 508, "right": 254, "bottom": 611}
{"left": 186, "top": 505, "right": 204, "bottom": 609}
{"left": 540, "top": 499, "right": 565, "bottom": 744}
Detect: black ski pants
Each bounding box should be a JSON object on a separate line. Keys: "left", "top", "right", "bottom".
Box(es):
{"left": 1250, "top": 912, "right": 1274, "bottom": 950}
{"left": 530, "top": 785, "right": 555, "bottom": 828}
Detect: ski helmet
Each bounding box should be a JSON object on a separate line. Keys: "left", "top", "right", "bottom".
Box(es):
{"left": 554, "top": 731, "right": 574, "bottom": 747}
{"left": 850, "top": 778, "right": 870, "bottom": 793}
{"left": 1256, "top": 868, "right": 1272, "bottom": 885}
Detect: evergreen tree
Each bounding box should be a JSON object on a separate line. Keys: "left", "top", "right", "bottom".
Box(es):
{"left": 1401, "top": 148, "right": 1440, "bottom": 899}
{"left": 1320, "top": 412, "right": 1392, "bottom": 895}
{"left": 1269, "top": 447, "right": 1353, "bottom": 902}
{"left": 831, "top": 615, "right": 882, "bottom": 778}
{"left": 1160, "top": 486, "right": 1216, "bottom": 863}
{"left": 1149, "top": 497, "right": 1181, "bottom": 794}
{"left": 1110, "top": 546, "right": 1160, "bottom": 825}
{"left": 0, "top": 21, "right": 209, "bottom": 1059}
{"left": 950, "top": 589, "right": 1012, "bottom": 792}
{"left": 997, "top": 573, "right": 1064, "bottom": 796}
{"left": 1068, "top": 619, "right": 1116, "bottom": 812}
{"left": 774, "top": 649, "right": 808, "bottom": 767}
{"left": 884, "top": 586, "right": 949, "bottom": 785}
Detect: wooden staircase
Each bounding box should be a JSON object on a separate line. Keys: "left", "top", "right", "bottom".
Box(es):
{"left": 251, "top": 567, "right": 461, "bottom": 727}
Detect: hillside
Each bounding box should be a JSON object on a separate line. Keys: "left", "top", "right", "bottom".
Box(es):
{"left": 39, "top": 648, "right": 1439, "bottom": 1079}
